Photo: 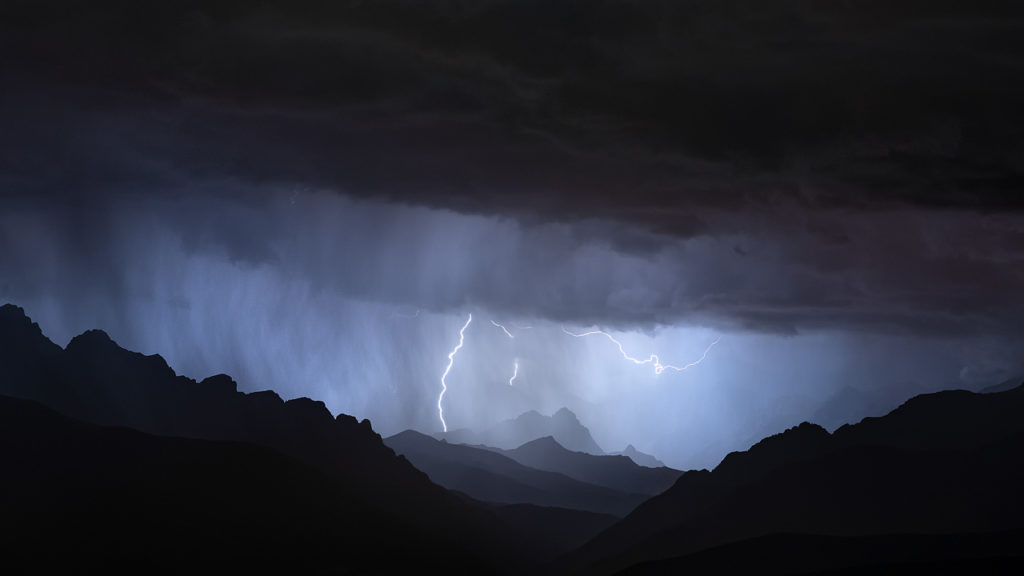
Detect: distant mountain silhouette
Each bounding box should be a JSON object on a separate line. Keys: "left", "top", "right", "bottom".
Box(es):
{"left": 615, "top": 444, "right": 666, "bottom": 468}
{"left": 981, "top": 378, "right": 1024, "bottom": 394}
{"left": 385, "top": 429, "right": 645, "bottom": 516}
{"left": 564, "top": 384, "right": 1024, "bottom": 574}
{"left": 0, "top": 303, "right": 595, "bottom": 569}
{"left": 441, "top": 407, "right": 605, "bottom": 454}
{"left": 493, "top": 436, "right": 681, "bottom": 496}
{"left": 8, "top": 302, "right": 1024, "bottom": 574}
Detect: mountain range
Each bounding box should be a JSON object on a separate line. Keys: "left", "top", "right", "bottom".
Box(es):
{"left": 562, "top": 383, "right": 1024, "bottom": 574}
{"left": 0, "top": 304, "right": 595, "bottom": 570}
{"left": 2, "top": 302, "right": 1023, "bottom": 574}
{"left": 0, "top": 393, "right": 495, "bottom": 574}
{"left": 440, "top": 405, "right": 669, "bottom": 469}
{"left": 489, "top": 436, "right": 681, "bottom": 496}
{"left": 385, "top": 430, "right": 646, "bottom": 517}
{"left": 440, "top": 407, "right": 605, "bottom": 454}
{"left": 385, "top": 430, "right": 682, "bottom": 516}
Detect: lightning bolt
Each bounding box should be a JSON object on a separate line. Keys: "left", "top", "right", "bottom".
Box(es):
{"left": 562, "top": 327, "right": 720, "bottom": 375}
{"left": 490, "top": 320, "right": 514, "bottom": 339}
{"left": 508, "top": 360, "right": 519, "bottom": 386}
{"left": 439, "top": 313, "right": 473, "bottom": 433}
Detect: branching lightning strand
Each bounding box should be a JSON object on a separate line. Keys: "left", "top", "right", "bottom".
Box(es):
{"left": 490, "top": 320, "right": 514, "bottom": 339}
{"left": 562, "top": 328, "right": 720, "bottom": 375}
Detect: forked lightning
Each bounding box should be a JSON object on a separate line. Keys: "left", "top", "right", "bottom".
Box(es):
{"left": 562, "top": 328, "right": 720, "bottom": 375}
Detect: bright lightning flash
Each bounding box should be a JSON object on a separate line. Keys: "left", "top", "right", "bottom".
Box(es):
{"left": 562, "top": 328, "right": 720, "bottom": 375}
{"left": 508, "top": 360, "right": 519, "bottom": 386}
{"left": 490, "top": 320, "right": 514, "bottom": 339}
{"left": 439, "top": 314, "right": 473, "bottom": 432}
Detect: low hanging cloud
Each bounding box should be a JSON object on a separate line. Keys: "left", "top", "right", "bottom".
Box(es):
{"left": 2, "top": 189, "right": 1023, "bottom": 338}
{"left": 4, "top": 2, "right": 1024, "bottom": 338}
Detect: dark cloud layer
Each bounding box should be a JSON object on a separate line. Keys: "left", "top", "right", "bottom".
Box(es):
{"left": 2, "top": 1, "right": 1024, "bottom": 337}
{"left": 3, "top": 0, "right": 1024, "bottom": 217}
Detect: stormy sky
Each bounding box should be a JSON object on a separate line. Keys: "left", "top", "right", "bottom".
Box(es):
{"left": 2, "top": 1, "right": 1024, "bottom": 468}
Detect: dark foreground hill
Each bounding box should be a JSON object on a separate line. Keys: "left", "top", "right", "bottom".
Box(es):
{"left": 0, "top": 303, "right": 587, "bottom": 569}
{"left": 385, "top": 430, "right": 645, "bottom": 517}
{"left": 564, "top": 383, "right": 1024, "bottom": 574}
{"left": 0, "top": 394, "right": 493, "bottom": 574}
{"left": 6, "top": 301, "right": 1024, "bottom": 574}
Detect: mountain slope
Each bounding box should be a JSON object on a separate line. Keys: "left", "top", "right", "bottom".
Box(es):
{"left": 385, "top": 430, "right": 646, "bottom": 517}
{"left": 567, "top": 385, "right": 1024, "bottom": 574}
{"left": 496, "top": 436, "right": 681, "bottom": 496}
{"left": 442, "top": 407, "right": 605, "bottom": 454}
{"left": 0, "top": 303, "right": 572, "bottom": 568}
{"left": 0, "top": 304, "right": 426, "bottom": 490}
{"left": 0, "top": 394, "right": 494, "bottom": 574}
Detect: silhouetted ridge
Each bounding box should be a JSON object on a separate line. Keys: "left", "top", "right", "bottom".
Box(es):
{"left": 0, "top": 303, "right": 582, "bottom": 570}
{"left": 199, "top": 373, "right": 238, "bottom": 395}
{"left": 0, "top": 309, "right": 394, "bottom": 476}
{"left": 0, "top": 303, "right": 57, "bottom": 347}
{"left": 0, "top": 394, "right": 496, "bottom": 574}
{"left": 68, "top": 327, "right": 114, "bottom": 346}
{"left": 826, "top": 387, "right": 1024, "bottom": 456}
{"left": 713, "top": 421, "right": 831, "bottom": 483}
{"left": 0, "top": 303, "right": 64, "bottom": 402}
{"left": 566, "top": 383, "right": 1024, "bottom": 574}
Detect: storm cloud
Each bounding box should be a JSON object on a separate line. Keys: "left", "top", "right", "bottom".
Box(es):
{"left": 4, "top": 0, "right": 1024, "bottom": 211}
{"left": 2, "top": 1, "right": 1024, "bottom": 466}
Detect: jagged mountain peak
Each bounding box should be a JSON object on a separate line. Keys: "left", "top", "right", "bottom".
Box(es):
{"left": 553, "top": 407, "right": 579, "bottom": 420}
{"left": 618, "top": 445, "right": 666, "bottom": 468}
{"left": 442, "top": 407, "right": 604, "bottom": 455}
{"left": 0, "top": 302, "right": 29, "bottom": 321}
{"left": 67, "top": 328, "right": 115, "bottom": 347}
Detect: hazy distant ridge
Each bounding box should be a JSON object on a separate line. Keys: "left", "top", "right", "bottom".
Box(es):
{"left": 440, "top": 407, "right": 605, "bottom": 454}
